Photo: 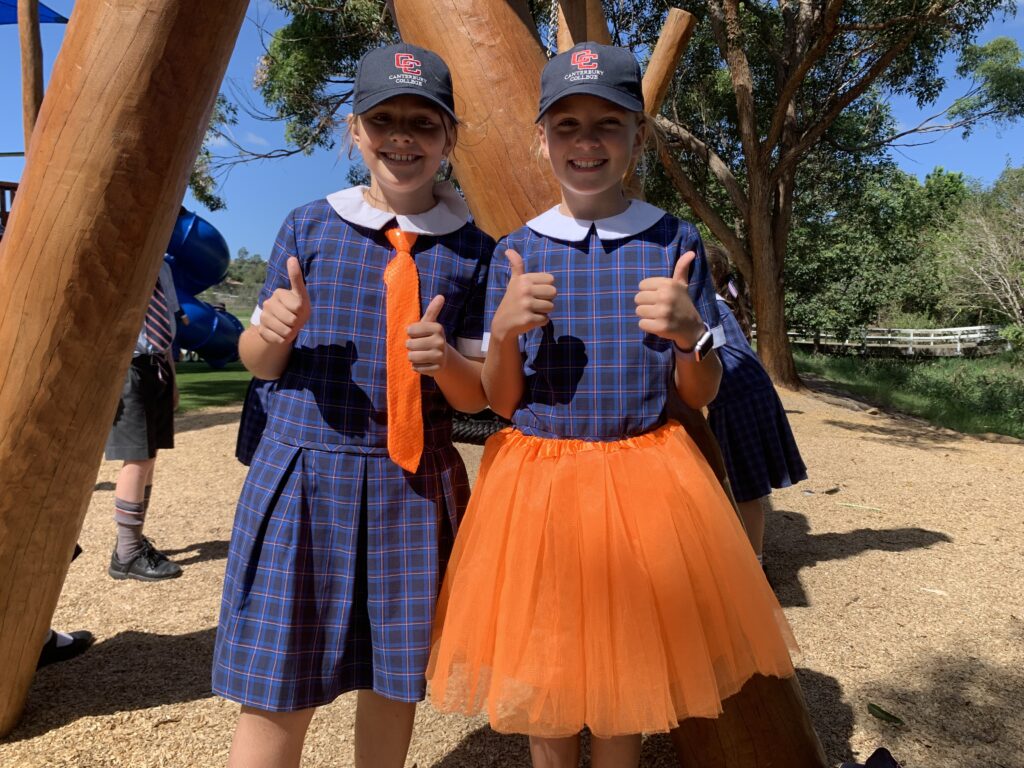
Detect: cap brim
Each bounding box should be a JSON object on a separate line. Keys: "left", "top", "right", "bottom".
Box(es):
{"left": 353, "top": 88, "right": 458, "bottom": 123}
{"left": 535, "top": 83, "right": 644, "bottom": 122}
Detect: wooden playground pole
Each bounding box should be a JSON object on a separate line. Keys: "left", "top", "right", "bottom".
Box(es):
{"left": 0, "top": 0, "right": 248, "bottom": 736}
{"left": 18, "top": 0, "right": 43, "bottom": 146}
{"left": 556, "top": 0, "right": 611, "bottom": 51}
{"left": 390, "top": 0, "right": 561, "bottom": 238}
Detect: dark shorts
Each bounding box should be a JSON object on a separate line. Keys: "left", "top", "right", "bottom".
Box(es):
{"left": 105, "top": 355, "right": 175, "bottom": 461}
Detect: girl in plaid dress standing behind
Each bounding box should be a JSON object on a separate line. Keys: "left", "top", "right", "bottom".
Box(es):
{"left": 427, "top": 43, "right": 799, "bottom": 767}
{"left": 213, "top": 44, "right": 492, "bottom": 768}
{"left": 705, "top": 243, "right": 807, "bottom": 569}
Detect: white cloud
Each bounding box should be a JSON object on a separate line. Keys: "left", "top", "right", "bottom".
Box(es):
{"left": 244, "top": 131, "right": 269, "bottom": 147}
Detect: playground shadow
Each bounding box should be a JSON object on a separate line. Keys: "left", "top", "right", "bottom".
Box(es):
{"left": 823, "top": 418, "right": 966, "bottom": 451}
{"left": 175, "top": 408, "right": 242, "bottom": 435}
{"left": 427, "top": 668, "right": 855, "bottom": 767}
{"left": 93, "top": 481, "right": 116, "bottom": 492}
{"left": 765, "top": 510, "right": 952, "bottom": 608}
{"left": 864, "top": 649, "right": 1024, "bottom": 761}
{"left": 3, "top": 628, "right": 216, "bottom": 744}
{"left": 161, "top": 539, "right": 230, "bottom": 566}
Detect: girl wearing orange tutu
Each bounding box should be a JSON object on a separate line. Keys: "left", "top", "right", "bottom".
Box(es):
{"left": 427, "top": 42, "right": 798, "bottom": 767}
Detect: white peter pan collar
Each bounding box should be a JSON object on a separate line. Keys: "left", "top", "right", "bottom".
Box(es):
{"left": 325, "top": 181, "right": 471, "bottom": 236}
{"left": 526, "top": 199, "right": 666, "bottom": 242}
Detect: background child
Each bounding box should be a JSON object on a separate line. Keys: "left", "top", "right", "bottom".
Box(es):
{"left": 212, "top": 43, "right": 492, "bottom": 768}
{"left": 428, "top": 42, "right": 797, "bottom": 768}
{"left": 705, "top": 242, "right": 808, "bottom": 566}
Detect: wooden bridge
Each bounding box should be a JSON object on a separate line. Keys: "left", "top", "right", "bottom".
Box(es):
{"left": 785, "top": 325, "right": 1010, "bottom": 356}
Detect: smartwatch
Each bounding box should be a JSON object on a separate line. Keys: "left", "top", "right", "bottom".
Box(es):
{"left": 674, "top": 327, "right": 715, "bottom": 362}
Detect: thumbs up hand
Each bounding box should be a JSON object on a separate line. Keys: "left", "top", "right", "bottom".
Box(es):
{"left": 258, "top": 256, "right": 312, "bottom": 344}
{"left": 633, "top": 250, "right": 704, "bottom": 349}
{"left": 406, "top": 294, "right": 449, "bottom": 375}
{"left": 491, "top": 249, "right": 557, "bottom": 340}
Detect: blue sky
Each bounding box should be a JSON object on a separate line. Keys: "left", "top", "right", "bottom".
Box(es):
{"left": 2, "top": 0, "right": 1022, "bottom": 258}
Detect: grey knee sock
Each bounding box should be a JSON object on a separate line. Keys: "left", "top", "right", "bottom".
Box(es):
{"left": 114, "top": 496, "right": 146, "bottom": 561}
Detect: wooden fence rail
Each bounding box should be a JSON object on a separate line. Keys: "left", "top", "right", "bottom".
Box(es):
{"left": 781, "top": 325, "right": 1010, "bottom": 356}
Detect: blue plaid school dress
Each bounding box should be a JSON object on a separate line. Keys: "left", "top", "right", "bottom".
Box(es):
{"left": 483, "top": 202, "right": 724, "bottom": 440}
{"left": 213, "top": 186, "right": 492, "bottom": 711}
{"left": 708, "top": 296, "right": 807, "bottom": 502}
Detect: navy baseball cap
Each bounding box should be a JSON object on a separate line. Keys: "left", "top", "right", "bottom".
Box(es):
{"left": 536, "top": 42, "right": 644, "bottom": 121}
{"left": 353, "top": 43, "right": 457, "bottom": 122}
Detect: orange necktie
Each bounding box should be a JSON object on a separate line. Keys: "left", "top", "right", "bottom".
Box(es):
{"left": 383, "top": 227, "right": 423, "bottom": 473}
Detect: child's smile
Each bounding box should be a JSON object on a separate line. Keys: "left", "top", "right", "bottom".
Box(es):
{"left": 539, "top": 94, "right": 645, "bottom": 219}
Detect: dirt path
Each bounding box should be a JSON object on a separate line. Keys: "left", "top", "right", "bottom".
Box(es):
{"left": 2, "top": 389, "right": 1022, "bottom": 767}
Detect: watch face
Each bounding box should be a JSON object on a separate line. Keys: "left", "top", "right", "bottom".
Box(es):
{"left": 695, "top": 331, "right": 714, "bottom": 361}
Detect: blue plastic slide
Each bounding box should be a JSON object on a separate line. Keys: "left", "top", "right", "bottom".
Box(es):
{"left": 164, "top": 208, "right": 244, "bottom": 368}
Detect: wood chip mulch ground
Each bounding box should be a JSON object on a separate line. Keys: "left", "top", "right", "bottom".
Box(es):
{"left": 2, "top": 387, "right": 1022, "bottom": 767}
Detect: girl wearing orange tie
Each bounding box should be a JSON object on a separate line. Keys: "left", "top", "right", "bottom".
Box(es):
{"left": 213, "top": 43, "right": 492, "bottom": 768}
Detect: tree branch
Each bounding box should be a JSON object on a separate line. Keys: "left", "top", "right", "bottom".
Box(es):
{"left": 657, "top": 142, "right": 751, "bottom": 278}
{"left": 771, "top": 25, "right": 921, "bottom": 183}
{"left": 763, "top": 0, "right": 845, "bottom": 155}
{"left": 708, "top": 0, "right": 762, "bottom": 175}
{"left": 654, "top": 115, "right": 749, "bottom": 216}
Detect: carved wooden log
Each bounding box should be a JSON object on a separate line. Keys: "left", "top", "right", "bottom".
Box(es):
{"left": 672, "top": 673, "right": 829, "bottom": 767}
{"left": 18, "top": 0, "right": 44, "bottom": 146}
{"left": 0, "top": 0, "right": 248, "bottom": 735}
{"left": 391, "top": 0, "right": 561, "bottom": 238}
{"left": 556, "top": 0, "right": 611, "bottom": 52}
{"left": 641, "top": 9, "right": 695, "bottom": 120}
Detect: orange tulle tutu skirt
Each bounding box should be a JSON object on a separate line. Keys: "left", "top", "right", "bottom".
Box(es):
{"left": 427, "top": 422, "right": 798, "bottom": 738}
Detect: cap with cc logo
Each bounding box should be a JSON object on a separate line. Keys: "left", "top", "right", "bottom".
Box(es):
{"left": 536, "top": 41, "right": 644, "bottom": 122}
{"left": 353, "top": 43, "right": 457, "bottom": 122}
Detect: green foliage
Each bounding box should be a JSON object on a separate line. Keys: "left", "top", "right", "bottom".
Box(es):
{"left": 1001, "top": 324, "right": 1024, "bottom": 349}
{"left": 196, "top": 247, "right": 267, "bottom": 321}
{"left": 932, "top": 164, "right": 1024, "bottom": 325}
{"left": 950, "top": 37, "right": 1024, "bottom": 134}
{"left": 794, "top": 350, "right": 1024, "bottom": 439}
{"left": 258, "top": 0, "right": 395, "bottom": 153}
{"left": 188, "top": 96, "right": 238, "bottom": 211}
{"left": 785, "top": 165, "right": 970, "bottom": 334}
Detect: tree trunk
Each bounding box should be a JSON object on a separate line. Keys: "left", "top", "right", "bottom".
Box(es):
{"left": 0, "top": 0, "right": 248, "bottom": 736}
{"left": 18, "top": 0, "right": 43, "bottom": 147}
{"left": 748, "top": 198, "right": 801, "bottom": 389}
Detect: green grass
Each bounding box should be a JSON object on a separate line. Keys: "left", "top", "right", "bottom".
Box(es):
{"left": 175, "top": 361, "right": 251, "bottom": 412}
{"left": 794, "top": 349, "right": 1024, "bottom": 439}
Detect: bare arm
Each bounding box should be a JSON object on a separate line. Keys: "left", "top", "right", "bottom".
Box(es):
{"left": 480, "top": 249, "right": 555, "bottom": 419}
{"left": 405, "top": 294, "right": 488, "bottom": 413}
{"left": 481, "top": 330, "right": 526, "bottom": 420}
{"left": 239, "top": 325, "right": 295, "bottom": 381}
{"left": 239, "top": 256, "right": 310, "bottom": 381}
{"left": 635, "top": 249, "right": 721, "bottom": 410}
{"left": 674, "top": 348, "right": 722, "bottom": 410}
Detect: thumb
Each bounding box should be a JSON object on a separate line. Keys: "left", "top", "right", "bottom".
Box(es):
{"left": 505, "top": 248, "right": 525, "bottom": 278}
{"left": 421, "top": 294, "right": 445, "bottom": 323}
{"left": 673, "top": 250, "right": 696, "bottom": 284}
{"left": 286, "top": 256, "right": 308, "bottom": 300}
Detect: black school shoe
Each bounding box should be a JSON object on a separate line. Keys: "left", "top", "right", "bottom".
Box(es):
{"left": 108, "top": 537, "right": 182, "bottom": 581}
{"left": 37, "top": 629, "right": 95, "bottom": 669}
{"left": 842, "top": 748, "right": 902, "bottom": 768}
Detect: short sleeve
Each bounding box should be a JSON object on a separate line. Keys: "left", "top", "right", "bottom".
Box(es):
{"left": 481, "top": 238, "right": 513, "bottom": 353}
{"left": 251, "top": 211, "right": 299, "bottom": 326}
{"left": 454, "top": 240, "right": 492, "bottom": 359}
{"left": 679, "top": 225, "right": 725, "bottom": 348}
